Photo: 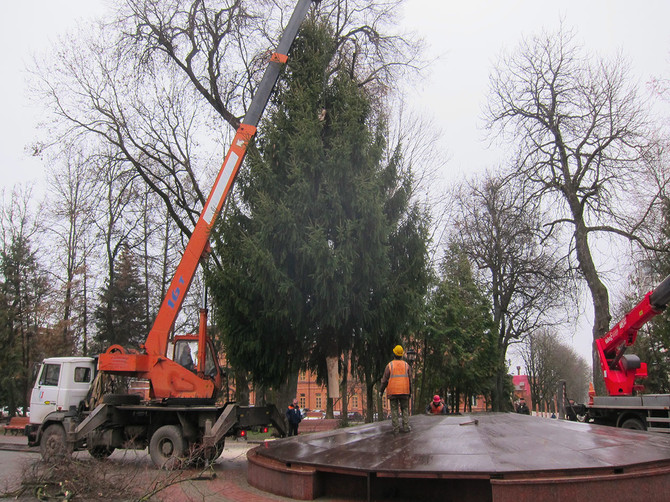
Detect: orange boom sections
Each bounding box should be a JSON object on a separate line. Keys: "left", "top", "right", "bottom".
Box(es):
{"left": 97, "top": 0, "right": 316, "bottom": 400}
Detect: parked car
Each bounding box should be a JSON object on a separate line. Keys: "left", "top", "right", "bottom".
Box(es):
{"left": 304, "top": 409, "right": 325, "bottom": 419}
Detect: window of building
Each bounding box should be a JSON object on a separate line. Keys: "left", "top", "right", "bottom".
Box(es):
{"left": 299, "top": 371, "right": 306, "bottom": 381}
{"left": 299, "top": 394, "right": 306, "bottom": 409}
{"left": 352, "top": 395, "right": 358, "bottom": 409}
{"left": 315, "top": 393, "right": 322, "bottom": 409}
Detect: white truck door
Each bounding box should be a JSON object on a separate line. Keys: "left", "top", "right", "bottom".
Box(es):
{"left": 62, "top": 364, "right": 94, "bottom": 411}
{"left": 30, "top": 362, "right": 62, "bottom": 425}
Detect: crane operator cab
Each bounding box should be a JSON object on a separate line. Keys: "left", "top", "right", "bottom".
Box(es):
{"left": 176, "top": 342, "right": 195, "bottom": 371}
{"left": 170, "top": 336, "right": 221, "bottom": 380}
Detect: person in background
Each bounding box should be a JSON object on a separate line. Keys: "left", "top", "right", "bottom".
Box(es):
{"left": 516, "top": 397, "right": 530, "bottom": 415}
{"left": 380, "top": 345, "right": 412, "bottom": 433}
{"left": 566, "top": 399, "right": 578, "bottom": 421}
{"left": 286, "top": 398, "right": 302, "bottom": 436}
{"left": 178, "top": 343, "right": 194, "bottom": 372}
{"left": 426, "top": 394, "right": 448, "bottom": 414}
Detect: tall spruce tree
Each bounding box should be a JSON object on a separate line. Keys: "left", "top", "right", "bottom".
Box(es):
{"left": 94, "top": 245, "right": 147, "bottom": 351}
{"left": 211, "top": 19, "right": 430, "bottom": 414}
{"left": 0, "top": 232, "right": 51, "bottom": 416}
{"left": 421, "top": 243, "right": 499, "bottom": 412}
{"left": 0, "top": 291, "right": 13, "bottom": 410}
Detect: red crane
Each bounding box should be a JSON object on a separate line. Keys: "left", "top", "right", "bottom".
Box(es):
{"left": 595, "top": 274, "right": 670, "bottom": 396}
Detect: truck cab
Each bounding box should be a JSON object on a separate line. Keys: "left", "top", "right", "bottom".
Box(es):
{"left": 29, "top": 357, "right": 96, "bottom": 426}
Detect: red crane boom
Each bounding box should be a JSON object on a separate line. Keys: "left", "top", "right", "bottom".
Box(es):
{"left": 595, "top": 274, "right": 670, "bottom": 395}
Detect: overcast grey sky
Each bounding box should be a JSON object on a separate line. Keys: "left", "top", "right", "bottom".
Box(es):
{"left": 0, "top": 1, "right": 107, "bottom": 192}
{"left": 400, "top": 0, "right": 670, "bottom": 367}
{"left": 1, "top": 0, "right": 669, "bottom": 369}
{"left": 401, "top": 0, "right": 670, "bottom": 177}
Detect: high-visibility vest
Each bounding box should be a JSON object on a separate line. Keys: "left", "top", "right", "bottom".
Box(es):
{"left": 429, "top": 402, "right": 444, "bottom": 414}
{"left": 386, "top": 360, "right": 410, "bottom": 396}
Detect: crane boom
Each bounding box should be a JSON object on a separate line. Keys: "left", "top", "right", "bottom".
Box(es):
{"left": 98, "top": 0, "right": 315, "bottom": 400}
{"left": 595, "top": 274, "right": 670, "bottom": 395}
{"left": 146, "top": 0, "right": 314, "bottom": 356}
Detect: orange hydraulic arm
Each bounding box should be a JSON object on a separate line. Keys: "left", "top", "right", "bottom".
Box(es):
{"left": 98, "top": 0, "right": 315, "bottom": 400}
{"left": 143, "top": 122, "right": 258, "bottom": 357}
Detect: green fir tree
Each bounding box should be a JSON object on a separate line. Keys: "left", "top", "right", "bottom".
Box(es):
{"left": 94, "top": 246, "right": 147, "bottom": 351}
{"left": 210, "top": 19, "right": 430, "bottom": 415}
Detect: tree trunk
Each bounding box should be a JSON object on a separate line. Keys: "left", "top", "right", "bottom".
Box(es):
{"left": 569, "top": 198, "right": 610, "bottom": 394}
{"left": 234, "top": 369, "right": 250, "bottom": 405}
{"left": 160, "top": 208, "right": 170, "bottom": 301}
{"left": 82, "top": 259, "right": 88, "bottom": 356}
{"left": 418, "top": 335, "right": 428, "bottom": 411}
{"left": 376, "top": 384, "right": 385, "bottom": 422}
{"left": 276, "top": 371, "right": 299, "bottom": 412}
{"left": 142, "top": 192, "right": 151, "bottom": 333}
{"left": 255, "top": 384, "right": 267, "bottom": 406}
{"left": 365, "top": 372, "right": 375, "bottom": 423}
{"left": 62, "top": 274, "right": 73, "bottom": 354}
{"left": 340, "top": 352, "right": 349, "bottom": 426}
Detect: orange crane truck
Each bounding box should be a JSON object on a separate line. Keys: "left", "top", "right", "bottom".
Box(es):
{"left": 25, "top": 0, "right": 315, "bottom": 468}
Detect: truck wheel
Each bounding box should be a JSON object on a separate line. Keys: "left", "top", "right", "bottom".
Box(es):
{"left": 88, "top": 445, "right": 115, "bottom": 459}
{"left": 150, "top": 425, "right": 186, "bottom": 469}
{"left": 189, "top": 439, "right": 225, "bottom": 465}
{"left": 40, "top": 424, "right": 72, "bottom": 462}
{"left": 621, "top": 418, "right": 646, "bottom": 430}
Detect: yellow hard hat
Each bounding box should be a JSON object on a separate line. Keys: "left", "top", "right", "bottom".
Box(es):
{"left": 393, "top": 345, "right": 404, "bottom": 357}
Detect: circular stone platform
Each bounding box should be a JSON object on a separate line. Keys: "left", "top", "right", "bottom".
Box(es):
{"left": 248, "top": 413, "right": 670, "bottom": 501}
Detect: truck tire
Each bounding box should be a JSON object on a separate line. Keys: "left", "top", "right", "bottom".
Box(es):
{"left": 102, "top": 394, "right": 141, "bottom": 405}
{"left": 150, "top": 425, "right": 187, "bottom": 469}
{"left": 189, "top": 439, "right": 225, "bottom": 465}
{"left": 621, "top": 418, "right": 646, "bottom": 430}
{"left": 40, "top": 424, "right": 72, "bottom": 462}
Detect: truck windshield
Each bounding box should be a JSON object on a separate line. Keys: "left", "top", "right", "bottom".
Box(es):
{"left": 39, "top": 364, "right": 60, "bottom": 386}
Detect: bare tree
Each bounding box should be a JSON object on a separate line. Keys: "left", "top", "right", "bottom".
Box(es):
{"left": 90, "top": 154, "right": 144, "bottom": 352}
{"left": 485, "top": 27, "right": 668, "bottom": 388}
{"left": 46, "top": 149, "right": 98, "bottom": 354}
{"left": 134, "top": 185, "right": 185, "bottom": 334}
{"left": 31, "top": 0, "right": 424, "bottom": 255}
{"left": 32, "top": 33, "right": 211, "bottom": 243}
{"left": 124, "top": 0, "right": 424, "bottom": 125}
{"left": 313, "top": 0, "right": 424, "bottom": 106}
{"left": 451, "top": 171, "right": 571, "bottom": 410}
{"left": 522, "top": 330, "right": 590, "bottom": 411}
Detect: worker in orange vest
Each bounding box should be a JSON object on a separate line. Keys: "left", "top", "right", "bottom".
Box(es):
{"left": 426, "top": 395, "right": 447, "bottom": 414}
{"left": 380, "top": 345, "right": 412, "bottom": 433}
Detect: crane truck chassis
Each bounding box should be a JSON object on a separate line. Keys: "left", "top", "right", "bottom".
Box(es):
{"left": 25, "top": 0, "right": 316, "bottom": 467}
{"left": 577, "top": 394, "right": 670, "bottom": 432}
{"left": 571, "top": 274, "right": 670, "bottom": 433}
{"left": 26, "top": 357, "right": 287, "bottom": 467}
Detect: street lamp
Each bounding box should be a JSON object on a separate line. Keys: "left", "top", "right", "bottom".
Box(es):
{"left": 405, "top": 348, "right": 417, "bottom": 415}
